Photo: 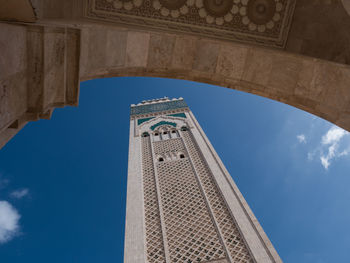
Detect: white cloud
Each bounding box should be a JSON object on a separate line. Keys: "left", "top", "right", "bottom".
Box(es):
{"left": 10, "top": 189, "right": 29, "bottom": 199}
{"left": 339, "top": 150, "right": 349, "bottom": 157}
{"left": 319, "top": 126, "right": 350, "bottom": 170}
{"left": 0, "top": 201, "right": 20, "bottom": 244}
{"left": 297, "top": 134, "right": 307, "bottom": 143}
{"left": 322, "top": 126, "right": 348, "bottom": 145}
{"left": 320, "top": 156, "right": 330, "bottom": 170}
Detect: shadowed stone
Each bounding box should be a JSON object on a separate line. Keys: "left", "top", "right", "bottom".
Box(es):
{"left": 126, "top": 32, "right": 150, "bottom": 68}
{"left": 216, "top": 44, "right": 248, "bottom": 80}
{"left": 148, "top": 33, "right": 176, "bottom": 69}
{"left": 193, "top": 41, "right": 220, "bottom": 73}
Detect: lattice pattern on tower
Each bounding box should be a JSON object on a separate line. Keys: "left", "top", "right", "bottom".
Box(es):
{"left": 157, "top": 158, "right": 228, "bottom": 263}
{"left": 141, "top": 136, "right": 166, "bottom": 263}
{"left": 181, "top": 130, "right": 253, "bottom": 263}
{"left": 153, "top": 138, "right": 185, "bottom": 155}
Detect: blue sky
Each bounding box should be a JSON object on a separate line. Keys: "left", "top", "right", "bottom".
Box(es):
{"left": 0, "top": 77, "right": 350, "bottom": 262}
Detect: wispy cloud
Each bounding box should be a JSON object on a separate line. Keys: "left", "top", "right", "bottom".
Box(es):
{"left": 321, "top": 126, "right": 348, "bottom": 145}
{"left": 319, "top": 126, "right": 349, "bottom": 169}
{"left": 305, "top": 126, "right": 350, "bottom": 170}
{"left": 10, "top": 189, "right": 29, "bottom": 199}
{"left": 0, "top": 201, "right": 20, "bottom": 244}
{"left": 297, "top": 134, "right": 307, "bottom": 143}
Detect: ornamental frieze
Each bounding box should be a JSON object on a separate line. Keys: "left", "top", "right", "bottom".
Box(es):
{"left": 86, "top": 0, "right": 296, "bottom": 48}
{"left": 130, "top": 100, "right": 189, "bottom": 116}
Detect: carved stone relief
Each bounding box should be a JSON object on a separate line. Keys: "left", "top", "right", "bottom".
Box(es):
{"left": 86, "top": 0, "right": 296, "bottom": 48}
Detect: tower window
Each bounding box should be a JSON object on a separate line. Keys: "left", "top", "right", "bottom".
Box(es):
{"left": 181, "top": 126, "right": 188, "bottom": 131}
{"left": 179, "top": 154, "right": 185, "bottom": 159}
{"left": 141, "top": 132, "right": 149, "bottom": 137}
{"left": 158, "top": 157, "right": 164, "bottom": 162}
{"left": 155, "top": 133, "right": 159, "bottom": 136}
{"left": 163, "top": 131, "right": 168, "bottom": 134}
{"left": 172, "top": 130, "right": 176, "bottom": 133}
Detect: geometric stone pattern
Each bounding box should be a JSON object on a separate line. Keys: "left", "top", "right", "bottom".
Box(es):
{"left": 87, "top": 0, "right": 296, "bottom": 48}
{"left": 157, "top": 157, "right": 227, "bottom": 263}
{"left": 131, "top": 99, "right": 188, "bottom": 116}
{"left": 153, "top": 137, "right": 186, "bottom": 156}
{"left": 181, "top": 129, "right": 253, "bottom": 262}
{"left": 141, "top": 136, "right": 166, "bottom": 263}
{"left": 123, "top": 97, "right": 283, "bottom": 262}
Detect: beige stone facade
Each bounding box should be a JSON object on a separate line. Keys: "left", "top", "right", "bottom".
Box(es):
{"left": 125, "top": 97, "right": 281, "bottom": 262}
{"left": 1, "top": 0, "right": 350, "bottom": 149}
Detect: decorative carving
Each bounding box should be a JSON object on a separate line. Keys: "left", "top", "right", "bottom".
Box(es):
{"left": 105, "top": 0, "right": 142, "bottom": 11}
{"left": 86, "top": 0, "right": 295, "bottom": 47}
{"left": 131, "top": 99, "right": 188, "bottom": 116}
{"left": 203, "top": 0, "right": 233, "bottom": 17}
{"left": 181, "top": 129, "right": 253, "bottom": 262}
{"left": 243, "top": 0, "right": 283, "bottom": 32}
{"left": 141, "top": 136, "right": 166, "bottom": 263}
{"left": 247, "top": 0, "right": 276, "bottom": 24}
{"left": 157, "top": 153, "right": 227, "bottom": 262}
{"left": 159, "top": 0, "right": 187, "bottom": 10}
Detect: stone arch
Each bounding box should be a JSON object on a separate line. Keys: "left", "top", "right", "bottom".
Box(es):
{"left": 1, "top": 0, "right": 350, "bottom": 148}
{"left": 80, "top": 25, "right": 350, "bottom": 133}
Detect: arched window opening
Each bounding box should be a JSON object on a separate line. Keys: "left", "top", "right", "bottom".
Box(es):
{"left": 153, "top": 131, "right": 161, "bottom": 142}
{"left": 170, "top": 129, "right": 179, "bottom": 139}
{"left": 181, "top": 126, "right": 188, "bottom": 131}
{"left": 142, "top": 132, "right": 150, "bottom": 137}
{"left": 179, "top": 154, "right": 185, "bottom": 159}
{"left": 163, "top": 131, "right": 168, "bottom": 134}
{"left": 158, "top": 157, "right": 164, "bottom": 162}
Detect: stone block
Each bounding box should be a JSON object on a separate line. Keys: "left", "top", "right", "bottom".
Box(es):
{"left": 27, "top": 25, "right": 44, "bottom": 112}
{"left": 171, "top": 36, "right": 196, "bottom": 70}
{"left": 314, "top": 62, "right": 350, "bottom": 111}
{"left": 0, "top": 23, "right": 27, "bottom": 79}
{"left": 295, "top": 58, "right": 318, "bottom": 99}
{"left": 87, "top": 27, "right": 108, "bottom": 71}
{"left": 0, "top": 72, "right": 27, "bottom": 131}
{"left": 0, "top": 24, "right": 28, "bottom": 130}
{"left": 193, "top": 40, "right": 220, "bottom": 73}
{"left": 242, "top": 48, "right": 273, "bottom": 87}
{"left": 216, "top": 44, "right": 248, "bottom": 80}
{"left": 267, "top": 53, "right": 301, "bottom": 94}
{"left": 43, "top": 27, "right": 66, "bottom": 109}
{"left": 106, "top": 29, "right": 127, "bottom": 68}
{"left": 147, "top": 33, "right": 175, "bottom": 69}
{"left": 65, "top": 28, "right": 80, "bottom": 106}
{"left": 126, "top": 32, "right": 150, "bottom": 67}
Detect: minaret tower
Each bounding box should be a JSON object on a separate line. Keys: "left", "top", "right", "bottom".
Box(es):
{"left": 125, "top": 97, "right": 282, "bottom": 263}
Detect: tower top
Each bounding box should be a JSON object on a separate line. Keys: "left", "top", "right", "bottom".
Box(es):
{"left": 130, "top": 97, "right": 187, "bottom": 117}
{"left": 130, "top": 97, "right": 184, "bottom": 107}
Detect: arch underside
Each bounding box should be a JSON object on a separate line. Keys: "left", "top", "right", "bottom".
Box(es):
{"left": 1, "top": 0, "right": 350, "bottom": 148}
{"left": 79, "top": 25, "right": 350, "bottom": 132}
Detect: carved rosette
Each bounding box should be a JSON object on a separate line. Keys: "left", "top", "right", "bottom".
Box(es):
{"left": 197, "top": 0, "right": 237, "bottom": 25}
{"left": 106, "top": 0, "right": 142, "bottom": 11}
{"left": 241, "top": 0, "right": 283, "bottom": 32}
{"left": 153, "top": 0, "right": 194, "bottom": 18}
{"left": 89, "top": 0, "right": 296, "bottom": 48}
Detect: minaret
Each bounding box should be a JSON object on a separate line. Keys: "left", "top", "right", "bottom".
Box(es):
{"left": 124, "top": 97, "right": 282, "bottom": 263}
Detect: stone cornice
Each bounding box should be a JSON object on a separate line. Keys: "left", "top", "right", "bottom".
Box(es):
{"left": 130, "top": 98, "right": 188, "bottom": 116}
{"left": 130, "top": 107, "right": 189, "bottom": 120}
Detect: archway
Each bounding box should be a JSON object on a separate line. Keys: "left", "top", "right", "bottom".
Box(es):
{"left": 1, "top": 0, "right": 350, "bottom": 149}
